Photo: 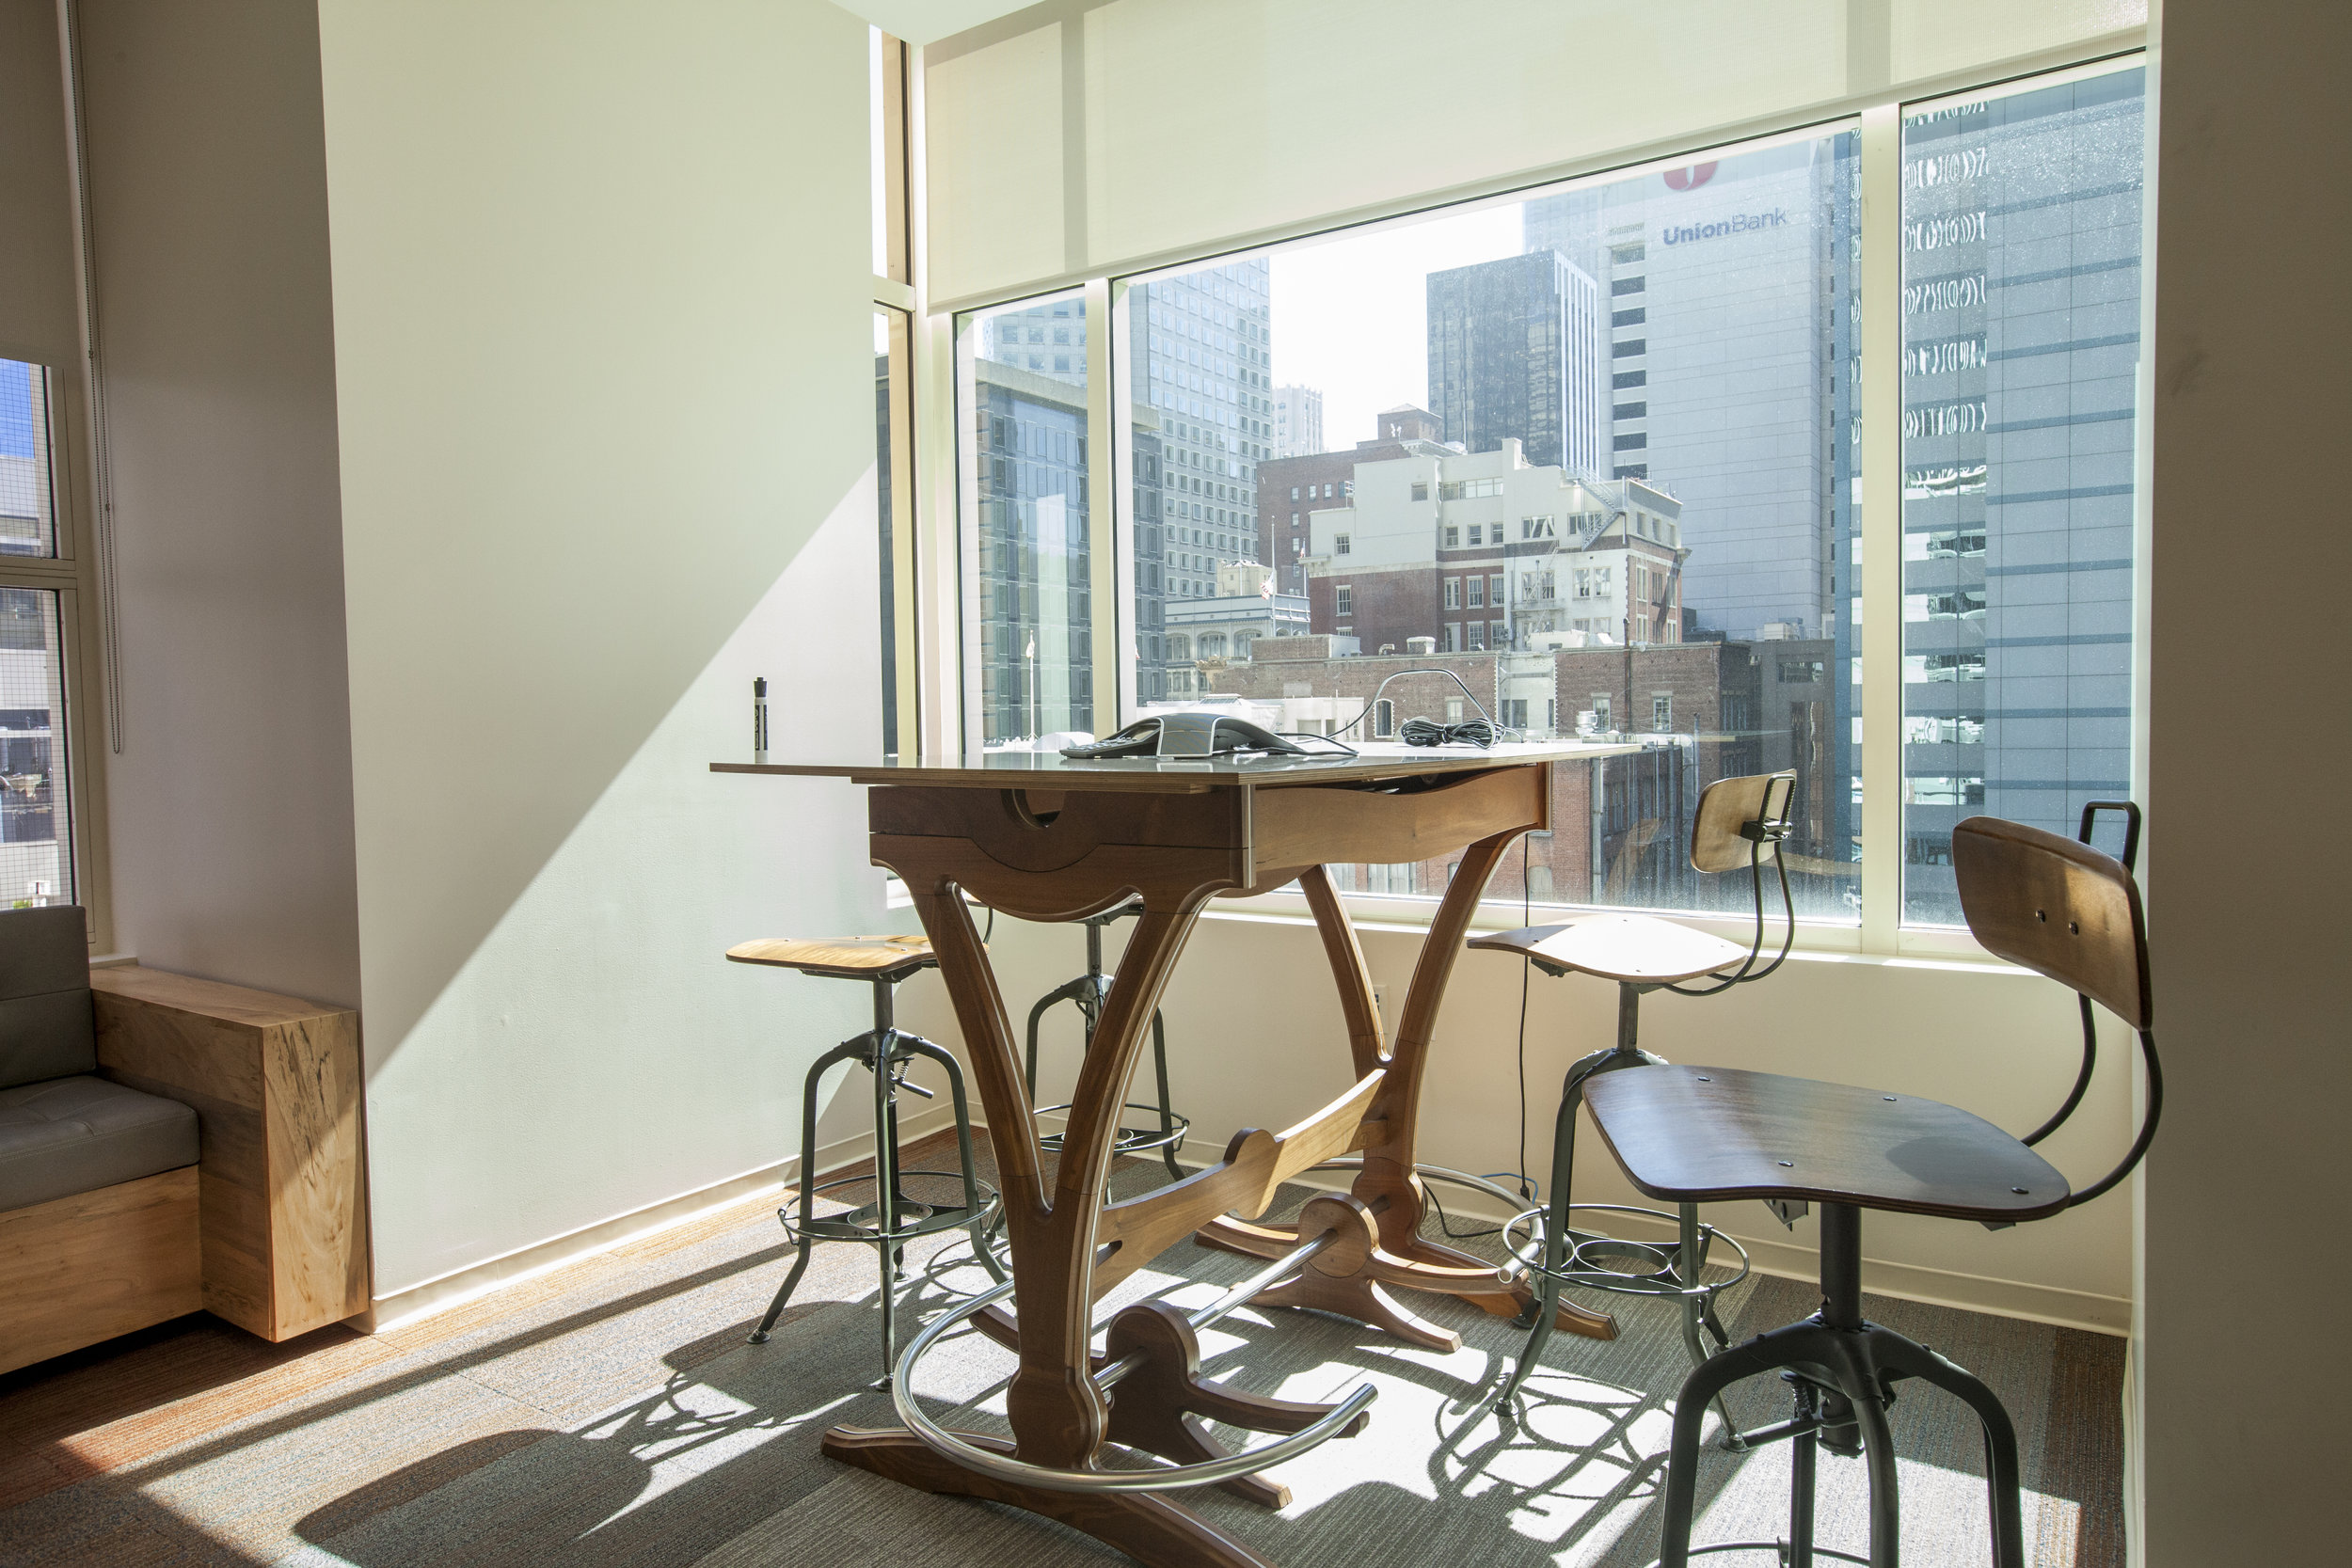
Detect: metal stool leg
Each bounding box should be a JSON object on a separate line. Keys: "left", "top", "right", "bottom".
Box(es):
{"left": 1500, "top": 1046, "right": 1603, "bottom": 1406}
{"left": 868, "top": 981, "right": 905, "bottom": 1381}
{"left": 1148, "top": 1006, "right": 1183, "bottom": 1183}
{"left": 1500, "top": 986, "right": 1662, "bottom": 1408}
{"left": 1025, "top": 976, "right": 1089, "bottom": 1099}
{"left": 1872, "top": 1336, "right": 2027, "bottom": 1567}
{"left": 1788, "top": 1377, "right": 1820, "bottom": 1568}
{"left": 751, "top": 1035, "right": 873, "bottom": 1343}
{"left": 1027, "top": 915, "right": 1190, "bottom": 1182}
{"left": 896, "top": 1032, "right": 1009, "bottom": 1285}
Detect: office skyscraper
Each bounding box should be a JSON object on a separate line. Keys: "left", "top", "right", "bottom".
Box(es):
{"left": 1894, "top": 68, "right": 2146, "bottom": 917}
{"left": 983, "top": 297, "right": 1089, "bottom": 385}
{"left": 1129, "top": 259, "right": 1274, "bottom": 699}
{"left": 1271, "top": 384, "right": 1323, "bottom": 457}
{"left": 1425, "top": 251, "right": 1605, "bottom": 478}
{"left": 1524, "top": 138, "right": 1856, "bottom": 645}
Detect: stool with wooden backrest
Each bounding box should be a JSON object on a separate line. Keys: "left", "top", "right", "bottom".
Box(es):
{"left": 1469, "top": 770, "right": 1798, "bottom": 1416}
{"left": 1581, "top": 803, "right": 2159, "bottom": 1568}
{"left": 726, "top": 934, "right": 1006, "bottom": 1386}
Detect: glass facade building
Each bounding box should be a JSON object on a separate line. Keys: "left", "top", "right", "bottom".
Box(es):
{"left": 1425, "top": 250, "right": 1606, "bottom": 478}
{"left": 1898, "top": 67, "right": 2146, "bottom": 922}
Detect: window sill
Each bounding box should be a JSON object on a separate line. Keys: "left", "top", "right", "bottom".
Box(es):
{"left": 889, "top": 873, "right": 2008, "bottom": 972}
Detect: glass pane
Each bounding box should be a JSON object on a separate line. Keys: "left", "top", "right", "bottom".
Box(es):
{"left": 868, "top": 25, "right": 888, "bottom": 278}
{"left": 1126, "top": 259, "right": 1273, "bottom": 704}
{"left": 0, "top": 588, "right": 72, "bottom": 908}
{"left": 958, "top": 291, "right": 1094, "bottom": 748}
{"left": 1144, "top": 128, "right": 1862, "bottom": 922}
{"left": 875, "top": 309, "right": 900, "bottom": 753}
{"left": 1899, "top": 66, "right": 2145, "bottom": 925}
{"left": 1, "top": 360, "right": 56, "bottom": 559}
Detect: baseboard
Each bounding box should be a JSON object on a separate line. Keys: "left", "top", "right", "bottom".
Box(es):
{"left": 1166, "top": 1150, "right": 2135, "bottom": 1337}
{"left": 367, "top": 1108, "right": 2129, "bottom": 1339}
{"left": 363, "top": 1101, "right": 965, "bottom": 1336}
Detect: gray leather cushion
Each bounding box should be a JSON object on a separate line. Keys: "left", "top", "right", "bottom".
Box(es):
{"left": 0, "top": 1075, "right": 199, "bottom": 1213}
{"left": 0, "top": 906, "right": 95, "bottom": 1089}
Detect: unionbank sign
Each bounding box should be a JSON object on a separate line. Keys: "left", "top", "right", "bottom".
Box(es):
{"left": 1661, "top": 210, "right": 1788, "bottom": 246}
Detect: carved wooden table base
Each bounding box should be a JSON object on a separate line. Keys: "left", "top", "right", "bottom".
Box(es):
{"left": 729, "top": 753, "right": 1631, "bottom": 1567}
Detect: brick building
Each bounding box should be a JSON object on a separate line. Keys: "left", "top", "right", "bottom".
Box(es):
{"left": 1211, "top": 634, "right": 1847, "bottom": 911}
{"left": 1298, "top": 439, "right": 1686, "bottom": 657}
{"left": 1254, "top": 404, "right": 1446, "bottom": 594}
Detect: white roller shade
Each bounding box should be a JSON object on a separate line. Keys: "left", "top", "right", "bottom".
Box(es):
{"left": 922, "top": 0, "right": 2145, "bottom": 309}
{"left": 0, "top": 0, "right": 79, "bottom": 366}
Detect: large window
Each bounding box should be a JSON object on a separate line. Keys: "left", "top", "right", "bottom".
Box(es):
{"left": 944, "top": 55, "right": 2147, "bottom": 941}
{"left": 1899, "top": 64, "right": 2146, "bottom": 924}
{"left": 0, "top": 359, "right": 75, "bottom": 908}
{"left": 1120, "top": 125, "right": 1862, "bottom": 923}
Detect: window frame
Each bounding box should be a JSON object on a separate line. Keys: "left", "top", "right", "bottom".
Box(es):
{"left": 912, "top": 46, "right": 2152, "bottom": 963}
{"left": 0, "top": 361, "right": 109, "bottom": 945}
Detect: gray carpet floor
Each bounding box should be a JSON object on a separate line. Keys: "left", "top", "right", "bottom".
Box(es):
{"left": 0, "top": 1148, "right": 2122, "bottom": 1567}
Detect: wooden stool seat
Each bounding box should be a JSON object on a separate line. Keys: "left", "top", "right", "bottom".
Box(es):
{"left": 1583, "top": 1064, "right": 2071, "bottom": 1225}
{"left": 726, "top": 935, "right": 938, "bottom": 983}
{"left": 1470, "top": 914, "right": 1754, "bottom": 986}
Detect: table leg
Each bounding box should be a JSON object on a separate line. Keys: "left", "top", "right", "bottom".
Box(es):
{"left": 1197, "top": 848, "right": 1615, "bottom": 1345}
{"left": 823, "top": 833, "right": 1281, "bottom": 1567}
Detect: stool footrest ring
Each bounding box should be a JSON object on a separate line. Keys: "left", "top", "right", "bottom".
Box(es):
{"left": 785, "top": 1170, "right": 1004, "bottom": 1247}
{"left": 1035, "top": 1101, "right": 1190, "bottom": 1158}
{"left": 1504, "top": 1201, "right": 1753, "bottom": 1303}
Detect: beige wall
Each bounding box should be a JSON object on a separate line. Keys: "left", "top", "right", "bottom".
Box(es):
{"left": 904, "top": 901, "right": 2140, "bottom": 1328}
{"left": 77, "top": 0, "right": 362, "bottom": 1006}
{"left": 0, "top": 0, "right": 75, "bottom": 366}
{"left": 2139, "top": 0, "right": 2352, "bottom": 1560}
{"left": 312, "top": 0, "right": 888, "bottom": 1298}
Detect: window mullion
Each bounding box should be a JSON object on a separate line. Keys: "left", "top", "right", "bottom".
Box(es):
{"left": 1101, "top": 277, "right": 1138, "bottom": 725}
{"left": 1858, "top": 102, "right": 1904, "bottom": 954}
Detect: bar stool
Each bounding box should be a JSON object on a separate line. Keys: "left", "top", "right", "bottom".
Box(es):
{"left": 1025, "top": 900, "right": 1190, "bottom": 1183}
{"left": 1583, "top": 803, "right": 2159, "bottom": 1567}
{"left": 1470, "top": 770, "right": 1798, "bottom": 1416}
{"left": 727, "top": 934, "right": 1006, "bottom": 1386}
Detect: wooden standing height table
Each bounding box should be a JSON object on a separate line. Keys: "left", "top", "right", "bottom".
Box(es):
{"left": 713, "top": 742, "right": 1637, "bottom": 1567}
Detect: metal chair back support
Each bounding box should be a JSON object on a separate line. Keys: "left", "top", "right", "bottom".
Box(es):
{"left": 1955, "top": 801, "right": 2161, "bottom": 1208}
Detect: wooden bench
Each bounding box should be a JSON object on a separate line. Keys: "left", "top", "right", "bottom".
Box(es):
{"left": 89, "top": 964, "right": 369, "bottom": 1344}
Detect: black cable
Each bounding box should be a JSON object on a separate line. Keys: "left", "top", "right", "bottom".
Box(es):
{"left": 1326, "top": 666, "right": 1516, "bottom": 743}
{"left": 1423, "top": 1175, "right": 1504, "bottom": 1241}
{"left": 1271, "top": 731, "right": 1359, "bottom": 758}
{"left": 1399, "top": 716, "right": 1502, "bottom": 749}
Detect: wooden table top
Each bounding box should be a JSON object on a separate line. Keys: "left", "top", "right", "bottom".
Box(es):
{"left": 711, "top": 739, "right": 1643, "bottom": 794}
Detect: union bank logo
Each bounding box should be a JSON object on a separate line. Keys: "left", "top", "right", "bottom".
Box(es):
{"left": 1663, "top": 162, "right": 1718, "bottom": 191}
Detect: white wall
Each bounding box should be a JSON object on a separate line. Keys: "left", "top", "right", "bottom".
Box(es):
{"left": 79, "top": 0, "right": 363, "bottom": 1006}
{"left": 905, "top": 899, "right": 2139, "bottom": 1329}
{"left": 2139, "top": 0, "right": 2352, "bottom": 1560}
{"left": 312, "top": 0, "right": 888, "bottom": 1299}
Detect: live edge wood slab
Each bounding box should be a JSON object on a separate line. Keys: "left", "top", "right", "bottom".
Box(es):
{"left": 89, "top": 965, "right": 370, "bottom": 1342}
{"left": 714, "top": 742, "right": 1635, "bottom": 1567}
